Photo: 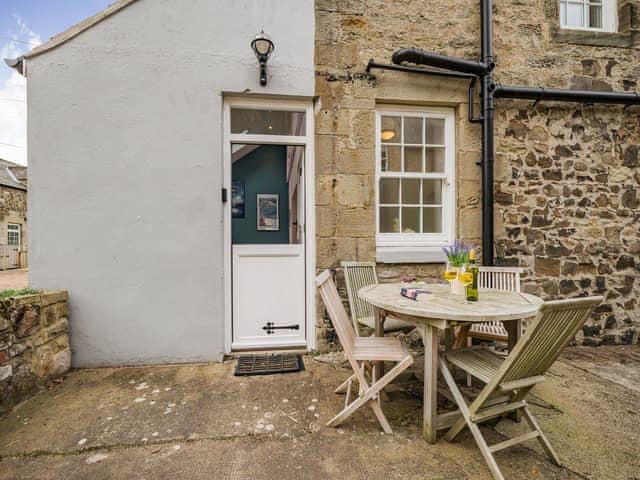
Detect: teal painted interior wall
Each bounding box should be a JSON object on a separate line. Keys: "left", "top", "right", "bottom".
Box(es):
{"left": 232, "top": 145, "right": 289, "bottom": 244}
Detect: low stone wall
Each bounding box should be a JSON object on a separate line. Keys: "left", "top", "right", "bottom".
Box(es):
{"left": 0, "top": 291, "right": 70, "bottom": 414}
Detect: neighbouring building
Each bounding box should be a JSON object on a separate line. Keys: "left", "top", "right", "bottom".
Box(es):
{"left": 5, "top": 0, "right": 639, "bottom": 366}
{"left": 0, "top": 159, "right": 27, "bottom": 269}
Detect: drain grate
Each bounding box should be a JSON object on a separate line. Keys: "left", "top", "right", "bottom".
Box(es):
{"left": 234, "top": 354, "right": 305, "bottom": 376}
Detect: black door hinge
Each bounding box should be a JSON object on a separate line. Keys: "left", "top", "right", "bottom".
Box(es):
{"left": 222, "top": 187, "right": 228, "bottom": 203}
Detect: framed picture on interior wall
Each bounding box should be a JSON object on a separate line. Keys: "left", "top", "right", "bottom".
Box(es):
{"left": 257, "top": 194, "right": 279, "bottom": 231}
{"left": 231, "top": 180, "right": 245, "bottom": 218}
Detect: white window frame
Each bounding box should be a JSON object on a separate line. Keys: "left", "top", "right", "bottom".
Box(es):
{"left": 7, "top": 223, "right": 20, "bottom": 249}
{"left": 375, "top": 106, "right": 455, "bottom": 264}
{"left": 559, "top": 0, "right": 618, "bottom": 32}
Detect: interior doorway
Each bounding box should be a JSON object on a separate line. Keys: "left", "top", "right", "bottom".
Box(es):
{"left": 223, "top": 98, "right": 315, "bottom": 352}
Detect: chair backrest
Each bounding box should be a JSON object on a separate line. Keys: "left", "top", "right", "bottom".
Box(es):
{"left": 478, "top": 266, "right": 523, "bottom": 292}
{"left": 316, "top": 269, "right": 357, "bottom": 357}
{"left": 491, "top": 296, "right": 602, "bottom": 390}
{"left": 341, "top": 261, "right": 378, "bottom": 334}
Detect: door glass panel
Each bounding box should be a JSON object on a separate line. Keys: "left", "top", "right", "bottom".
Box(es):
{"left": 231, "top": 109, "right": 305, "bottom": 136}
{"left": 379, "top": 178, "right": 399, "bottom": 204}
{"left": 232, "top": 144, "right": 303, "bottom": 245}
{"left": 379, "top": 207, "right": 399, "bottom": 233}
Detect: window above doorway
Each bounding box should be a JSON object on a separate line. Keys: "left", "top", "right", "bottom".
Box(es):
{"left": 375, "top": 107, "right": 455, "bottom": 264}
{"left": 230, "top": 108, "right": 306, "bottom": 136}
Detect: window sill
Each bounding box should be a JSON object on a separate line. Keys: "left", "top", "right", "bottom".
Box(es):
{"left": 551, "top": 27, "right": 636, "bottom": 48}
{"left": 376, "top": 246, "right": 446, "bottom": 264}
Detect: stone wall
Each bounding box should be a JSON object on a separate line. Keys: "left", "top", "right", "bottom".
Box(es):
{"left": 315, "top": 0, "right": 640, "bottom": 348}
{"left": 0, "top": 291, "right": 70, "bottom": 414}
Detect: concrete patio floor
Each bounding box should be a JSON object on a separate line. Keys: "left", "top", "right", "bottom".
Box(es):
{"left": 0, "top": 346, "right": 638, "bottom": 480}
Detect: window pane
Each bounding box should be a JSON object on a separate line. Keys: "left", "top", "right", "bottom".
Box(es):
{"left": 230, "top": 109, "right": 305, "bottom": 135}
{"left": 402, "top": 207, "right": 420, "bottom": 233}
{"left": 402, "top": 178, "right": 421, "bottom": 204}
{"left": 589, "top": 4, "right": 602, "bottom": 28}
{"left": 403, "top": 117, "right": 423, "bottom": 144}
{"left": 426, "top": 119, "right": 445, "bottom": 145}
{"left": 381, "top": 145, "right": 401, "bottom": 171}
{"left": 381, "top": 116, "right": 400, "bottom": 143}
{"left": 404, "top": 146, "right": 423, "bottom": 172}
{"left": 422, "top": 180, "right": 442, "bottom": 204}
{"left": 422, "top": 208, "right": 443, "bottom": 233}
{"left": 560, "top": 1, "right": 567, "bottom": 25}
{"left": 426, "top": 147, "right": 445, "bottom": 172}
{"left": 379, "top": 178, "right": 399, "bottom": 204}
{"left": 380, "top": 207, "right": 399, "bottom": 233}
{"left": 566, "top": 2, "right": 584, "bottom": 27}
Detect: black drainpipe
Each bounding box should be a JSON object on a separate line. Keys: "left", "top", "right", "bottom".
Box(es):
{"left": 480, "top": 0, "right": 495, "bottom": 265}
{"left": 390, "top": 0, "right": 497, "bottom": 265}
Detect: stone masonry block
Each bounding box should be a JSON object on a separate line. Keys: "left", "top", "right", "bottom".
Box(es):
{"left": 336, "top": 208, "right": 375, "bottom": 238}
{"left": 315, "top": 176, "right": 334, "bottom": 206}
{"left": 335, "top": 148, "right": 375, "bottom": 175}
{"left": 334, "top": 175, "right": 373, "bottom": 207}
{"left": 39, "top": 291, "right": 68, "bottom": 307}
{"left": 316, "top": 206, "right": 336, "bottom": 238}
{"left": 315, "top": 135, "right": 336, "bottom": 175}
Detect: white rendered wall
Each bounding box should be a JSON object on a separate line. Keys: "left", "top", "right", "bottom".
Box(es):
{"left": 27, "top": 0, "right": 315, "bottom": 366}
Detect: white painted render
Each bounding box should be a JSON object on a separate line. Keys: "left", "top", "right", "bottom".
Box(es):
{"left": 26, "top": 0, "right": 315, "bottom": 366}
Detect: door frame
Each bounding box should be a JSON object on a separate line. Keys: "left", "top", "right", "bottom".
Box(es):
{"left": 222, "top": 96, "right": 315, "bottom": 353}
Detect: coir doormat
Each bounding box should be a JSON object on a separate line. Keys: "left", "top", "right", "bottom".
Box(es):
{"left": 234, "top": 353, "right": 305, "bottom": 376}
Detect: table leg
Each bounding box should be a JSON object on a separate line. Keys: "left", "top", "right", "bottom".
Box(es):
{"left": 443, "top": 328, "right": 454, "bottom": 350}
{"left": 505, "top": 319, "right": 522, "bottom": 422}
{"left": 505, "top": 319, "right": 521, "bottom": 352}
{"left": 422, "top": 324, "right": 440, "bottom": 443}
{"left": 373, "top": 308, "right": 387, "bottom": 400}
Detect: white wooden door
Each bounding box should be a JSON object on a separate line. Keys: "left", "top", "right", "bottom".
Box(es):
{"left": 232, "top": 244, "right": 306, "bottom": 348}
{"left": 231, "top": 143, "right": 306, "bottom": 349}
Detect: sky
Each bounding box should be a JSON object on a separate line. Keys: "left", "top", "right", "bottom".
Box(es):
{"left": 0, "top": 0, "right": 113, "bottom": 165}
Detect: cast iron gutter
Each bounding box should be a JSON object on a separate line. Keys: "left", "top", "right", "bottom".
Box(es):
{"left": 367, "top": 60, "right": 477, "bottom": 79}
{"left": 392, "top": 48, "right": 491, "bottom": 76}
{"left": 493, "top": 85, "right": 640, "bottom": 104}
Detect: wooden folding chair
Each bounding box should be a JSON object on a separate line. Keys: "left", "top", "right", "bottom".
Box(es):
{"left": 440, "top": 296, "right": 602, "bottom": 480}
{"left": 467, "top": 266, "right": 525, "bottom": 343}
{"left": 341, "top": 261, "right": 410, "bottom": 336}
{"left": 316, "top": 269, "right": 413, "bottom": 434}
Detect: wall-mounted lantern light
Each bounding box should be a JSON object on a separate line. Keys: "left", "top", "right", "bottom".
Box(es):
{"left": 251, "top": 30, "right": 275, "bottom": 87}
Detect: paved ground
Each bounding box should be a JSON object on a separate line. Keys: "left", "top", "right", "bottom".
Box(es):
{"left": 0, "top": 268, "right": 28, "bottom": 290}
{"left": 0, "top": 346, "right": 638, "bottom": 480}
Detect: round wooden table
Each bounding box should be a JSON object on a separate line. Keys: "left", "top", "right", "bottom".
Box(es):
{"left": 358, "top": 283, "right": 543, "bottom": 443}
